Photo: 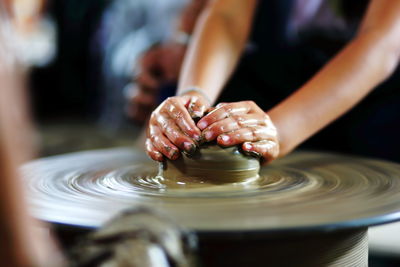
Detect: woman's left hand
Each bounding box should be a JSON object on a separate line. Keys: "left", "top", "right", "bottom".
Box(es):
{"left": 197, "top": 101, "right": 280, "bottom": 164}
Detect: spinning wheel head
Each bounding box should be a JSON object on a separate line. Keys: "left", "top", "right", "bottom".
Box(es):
{"left": 22, "top": 148, "right": 400, "bottom": 232}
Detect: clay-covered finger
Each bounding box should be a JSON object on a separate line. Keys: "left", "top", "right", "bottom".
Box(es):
{"left": 149, "top": 124, "right": 180, "bottom": 160}
{"left": 164, "top": 97, "right": 201, "bottom": 140}
{"left": 187, "top": 95, "right": 208, "bottom": 119}
{"left": 197, "top": 101, "right": 253, "bottom": 130}
{"left": 216, "top": 126, "right": 277, "bottom": 146}
{"left": 145, "top": 138, "right": 163, "bottom": 161}
{"left": 202, "top": 114, "right": 261, "bottom": 142}
{"left": 156, "top": 114, "right": 197, "bottom": 154}
{"left": 242, "top": 140, "right": 279, "bottom": 164}
{"left": 215, "top": 102, "right": 227, "bottom": 108}
{"left": 206, "top": 106, "right": 217, "bottom": 114}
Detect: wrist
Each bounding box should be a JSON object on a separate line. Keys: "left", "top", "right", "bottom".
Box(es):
{"left": 179, "top": 87, "right": 212, "bottom": 106}
{"left": 265, "top": 112, "right": 286, "bottom": 158}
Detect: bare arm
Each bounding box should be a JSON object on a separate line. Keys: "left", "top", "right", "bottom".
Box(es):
{"left": 130, "top": 0, "right": 208, "bottom": 123}
{"left": 177, "top": 0, "right": 208, "bottom": 35}
{"left": 268, "top": 0, "right": 400, "bottom": 155}
{"left": 177, "top": 0, "right": 257, "bottom": 103}
{"left": 146, "top": 0, "right": 257, "bottom": 161}
{"left": 197, "top": 0, "right": 400, "bottom": 163}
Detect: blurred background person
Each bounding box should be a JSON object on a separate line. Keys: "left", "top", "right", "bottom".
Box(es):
{"left": 97, "top": 0, "right": 208, "bottom": 128}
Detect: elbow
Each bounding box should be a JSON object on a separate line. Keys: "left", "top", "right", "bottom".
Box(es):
{"left": 378, "top": 45, "right": 400, "bottom": 81}
{"left": 380, "top": 37, "right": 400, "bottom": 79}
{"left": 355, "top": 30, "right": 400, "bottom": 81}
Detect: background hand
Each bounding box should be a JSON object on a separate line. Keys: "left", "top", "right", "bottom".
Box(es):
{"left": 126, "top": 43, "right": 187, "bottom": 123}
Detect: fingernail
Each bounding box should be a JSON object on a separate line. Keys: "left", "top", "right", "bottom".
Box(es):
{"left": 197, "top": 135, "right": 206, "bottom": 145}
{"left": 219, "top": 134, "right": 230, "bottom": 143}
{"left": 170, "top": 150, "right": 180, "bottom": 160}
{"left": 189, "top": 110, "right": 201, "bottom": 120}
{"left": 204, "top": 131, "right": 213, "bottom": 141}
{"left": 246, "top": 150, "right": 261, "bottom": 158}
{"left": 197, "top": 121, "right": 207, "bottom": 130}
{"left": 155, "top": 152, "right": 163, "bottom": 161}
{"left": 183, "top": 142, "right": 196, "bottom": 155}
{"left": 193, "top": 134, "right": 201, "bottom": 142}
{"left": 243, "top": 142, "right": 253, "bottom": 150}
{"left": 193, "top": 111, "right": 203, "bottom": 118}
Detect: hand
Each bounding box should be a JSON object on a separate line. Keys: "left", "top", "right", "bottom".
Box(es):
{"left": 197, "top": 101, "right": 280, "bottom": 164}
{"left": 125, "top": 83, "right": 158, "bottom": 124}
{"left": 127, "top": 43, "right": 187, "bottom": 123}
{"left": 146, "top": 91, "right": 210, "bottom": 161}
{"left": 136, "top": 42, "right": 186, "bottom": 88}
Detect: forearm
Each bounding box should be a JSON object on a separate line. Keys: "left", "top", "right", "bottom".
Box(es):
{"left": 177, "top": 0, "right": 256, "bottom": 104}
{"left": 269, "top": 32, "right": 400, "bottom": 156}
{"left": 177, "top": 0, "right": 208, "bottom": 34}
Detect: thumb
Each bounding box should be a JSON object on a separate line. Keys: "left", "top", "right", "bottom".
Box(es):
{"left": 187, "top": 95, "right": 209, "bottom": 120}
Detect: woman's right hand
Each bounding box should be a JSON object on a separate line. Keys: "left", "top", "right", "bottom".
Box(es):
{"left": 146, "top": 91, "right": 210, "bottom": 161}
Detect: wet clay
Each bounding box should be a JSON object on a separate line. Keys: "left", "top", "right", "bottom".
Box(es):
{"left": 159, "top": 145, "right": 260, "bottom": 184}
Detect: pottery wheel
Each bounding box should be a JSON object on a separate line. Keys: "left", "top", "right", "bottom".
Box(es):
{"left": 22, "top": 147, "right": 400, "bottom": 232}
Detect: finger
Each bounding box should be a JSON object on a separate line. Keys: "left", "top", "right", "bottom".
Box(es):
{"left": 136, "top": 71, "right": 161, "bottom": 92}
{"left": 164, "top": 97, "right": 201, "bottom": 141}
{"left": 215, "top": 102, "right": 228, "bottom": 108}
{"left": 187, "top": 95, "right": 209, "bottom": 119}
{"left": 130, "top": 90, "right": 158, "bottom": 106}
{"left": 149, "top": 123, "right": 180, "bottom": 160}
{"left": 156, "top": 113, "right": 197, "bottom": 154}
{"left": 216, "top": 126, "right": 277, "bottom": 146}
{"left": 126, "top": 90, "right": 157, "bottom": 123}
{"left": 145, "top": 138, "right": 163, "bottom": 161}
{"left": 242, "top": 140, "right": 279, "bottom": 165}
{"left": 126, "top": 102, "right": 151, "bottom": 123}
{"left": 202, "top": 113, "right": 263, "bottom": 142}
{"left": 140, "top": 45, "right": 161, "bottom": 69}
{"left": 131, "top": 103, "right": 155, "bottom": 123}
{"left": 197, "top": 101, "right": 256, "bottom": 130}
{"left": 206, "top": 106, "right": 217, "bottom": 114}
